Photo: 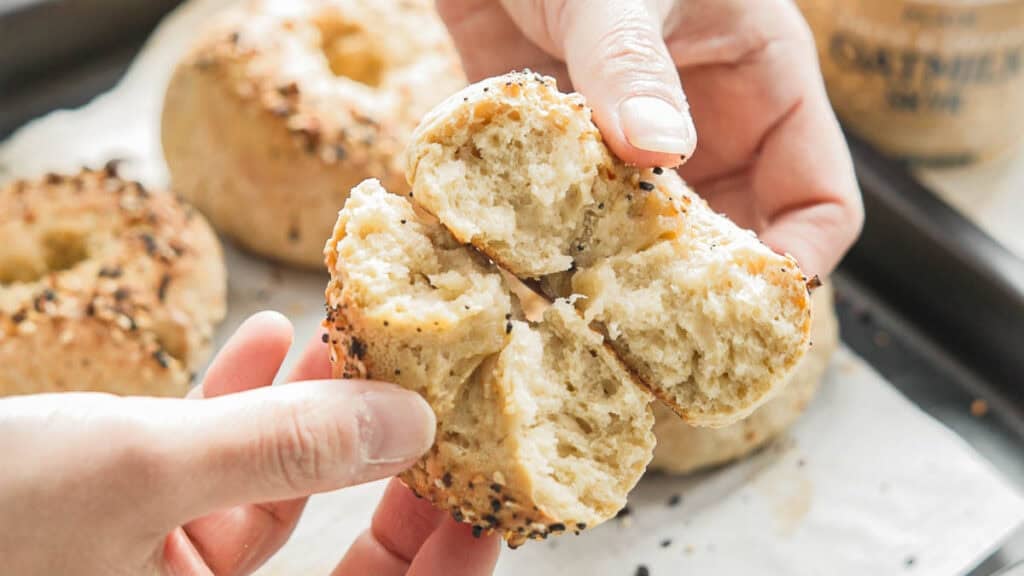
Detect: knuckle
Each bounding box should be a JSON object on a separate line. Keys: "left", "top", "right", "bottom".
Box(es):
{"left": 793, "top": 21, "right": 817, "bottom": 56}
{"left": 841, "top": 194, "right": 866, "bottom": 240}
{"left": 593, "top": 30, "right": 679, "bottom": 97}
{"left": 264, "top": 404, "right": 327, "bottom": 492}
{"left": 779, "top": 0, "right": 818, "bottom": 52}
{"left": 559, "top": 1, "right": 682, "bottom": 99}
{"left": 546, "top": 0, "right": 574, "bottom": 46}
{"left": 827, "top": 162, "right": 866, "bottom": 239}
{"left": 596, "top": 21, "right": 666, "bottom": 68}
{"left": 260, "top": 399, "right": 360, "bottom": 492}
{"left": 588, "top": 23, "right": 679, "bottom": 98}
{"left": 819, "top": 194, "right": 865, "bottom": 254}
{"left": 716, "top": 25, "right": 778, "bottom": 69}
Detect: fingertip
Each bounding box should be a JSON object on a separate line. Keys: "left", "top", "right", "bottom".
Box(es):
{"left": 588, "top": 97, "right": 695, "bottom": 168}
{"left": 225, "top": 310, "right": 295, "bottom": 361}
{"left": 201, "top": 311, "right": 295, "bottom": 397}
{"left": 167, "top": 380, "right": 431, "bottom": 519}
{"left": 243, "top": 310, "right": 295, "bottom": 344}
{"left": 616, "top": 96, "right": 697, "bottom": 162}
{"left": 605, "top": 136, "right": 691, "bottom": 169}
{"left": 760, "top": 200, "right": 863, "bottom": 278}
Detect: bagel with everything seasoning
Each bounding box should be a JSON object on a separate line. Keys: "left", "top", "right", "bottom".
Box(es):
{"left": 161, "top": 0, "right": 464, "bottom": 268}
{"left": 325, "top": 180, "right": 655, "bottom": 548}
{"left": 0, "top": 168, "right": 226, "bottom": 398}
{"left": 405, "top": 71, "right": 814, "bottom": 427}
{"left": 325, "top": 73, "right": 816, "bottom": 546}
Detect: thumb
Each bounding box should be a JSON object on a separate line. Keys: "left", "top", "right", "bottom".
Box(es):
{"left": 151, "top": 379, "right": 435, "bottom": 523}
{"left": 502, "top": 0, "right": 696, "bottom": 166}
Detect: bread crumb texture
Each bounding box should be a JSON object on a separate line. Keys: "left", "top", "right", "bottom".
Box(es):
{"left": 325, "top": 180, "right": 655, "bottom": 547}
{"left": 651, "top": 285, "right": 839, "bottom": 474}
{"left": 326, "top": 72, "right": 816, "bottom": 546}
{"left": 406, "top": 71, "right": 813, "bottom": 427}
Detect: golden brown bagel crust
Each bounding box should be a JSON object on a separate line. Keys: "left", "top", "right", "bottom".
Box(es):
{"left": 405, "top": 72, "right": 813, "bottom": 427}
{"left": 0, "top": 168, "right": 226, "bottom": 397}
{"left": 162, "top": 0, "right": 465, "bottom": 268}
{"left": 650, "top": 285, "right": 839, "bottom": 474}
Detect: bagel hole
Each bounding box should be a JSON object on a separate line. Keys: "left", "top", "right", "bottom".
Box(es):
{"left": 0, "top": 229, "right": 89, "bottom": 284}
{"left": 153, "top": 322, "right": 189, "bottom": 366}
{"left": 317, "top": 19, "right": 384, "bottom": 87}
{"left": 0, "top": 258, "right": 43, "bottom": 284}
{"left": 43, "top": 229, "right": 90, "bottom": 274}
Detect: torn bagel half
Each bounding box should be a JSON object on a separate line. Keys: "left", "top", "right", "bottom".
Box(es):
{"left": 324, "top": 180, "right": 655, "bottom": 547}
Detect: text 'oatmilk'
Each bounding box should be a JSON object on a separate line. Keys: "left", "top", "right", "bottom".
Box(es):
{"left": 797, "top": 0, "right": 1024, "bottom": 165}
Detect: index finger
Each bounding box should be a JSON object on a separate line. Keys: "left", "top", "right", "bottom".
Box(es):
{"left": 189, "top": 311, "right": 294, "bottom": 399}
{"left": 179, "top": 326, "right": 334, "bottom": 576}
{"left": 749, "top": 65, "right": 863, "bottom": 278}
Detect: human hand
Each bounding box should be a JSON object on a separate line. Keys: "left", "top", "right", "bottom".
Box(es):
{"left": 0, "top": 311, "right": 500, "bottom": 575}
{"left": 437, "top": 0, "right": 863, "bottom": 277}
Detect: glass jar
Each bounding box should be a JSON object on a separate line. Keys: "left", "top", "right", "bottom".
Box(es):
{"left": 797, "top": 0, "right": 1024, "bottom": 165}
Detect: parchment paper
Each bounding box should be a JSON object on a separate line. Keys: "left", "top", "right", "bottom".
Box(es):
{"left": 1, "top": 1, "right": 1022, "bottom": 574}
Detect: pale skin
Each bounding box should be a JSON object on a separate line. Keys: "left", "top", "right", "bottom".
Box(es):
{"left": 0, "top": 1, "right": 861, "bottom": 574}
{"left": 439, "top": 0, "right": 863, "bottom": 278}
{"left": 0, "top": 312, "right": 500, "bottom": 576}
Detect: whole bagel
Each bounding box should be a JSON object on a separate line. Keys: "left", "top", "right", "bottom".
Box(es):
{"left": 649, "top": 285, "right": 839, "bottom": 474}
{"left": 0, "top": 168, "right": 226, "bottom": 398}
{"left": 162, "top": 0, "right": 465, "bottom": 268}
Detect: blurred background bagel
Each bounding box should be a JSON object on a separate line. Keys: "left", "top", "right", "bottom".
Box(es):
{"left": 161, "top": 0, "right": 465, "bottom": 268}
{"left": 0, "top": 167, "right": 226, "bottom": 398}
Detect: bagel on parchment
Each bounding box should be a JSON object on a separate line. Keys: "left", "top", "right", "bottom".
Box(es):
{"left": 324, "top": 72, "right": 819, "bottom": 547}
{"left": 162, "top": 0, "right": 464, "bottom": 268}
{"left": 650, "top": 285, "right": 839, "bottom": 474}
{"left": 0, "top": 168, "right": 226, "bottom": 398}
{"left": 324, "top": 180, "right": 655, "bottom": 548}
{"left": 405, "top": 71, "right": 814, "bottom": 427}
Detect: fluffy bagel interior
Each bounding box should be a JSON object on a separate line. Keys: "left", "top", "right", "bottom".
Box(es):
{"left": 404, "top": 81, "right": 610, "bottom": 277}
{"left": 501, "top": 300, "right": 655, "bottom": 519}
{"left": 325, "top": 179, "right": 654, "bottom": 544}
{"left": 406, "top": 72, "right": 813, "bottom": 427}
